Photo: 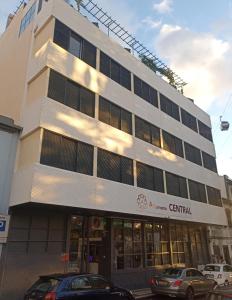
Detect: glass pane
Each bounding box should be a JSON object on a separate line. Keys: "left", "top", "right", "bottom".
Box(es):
{"left": 69, "top": 32, "right": 82, "bottom": 58}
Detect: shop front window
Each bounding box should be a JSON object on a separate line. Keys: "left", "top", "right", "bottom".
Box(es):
{"left": 113, "top": 220, "right": 142, "bottom": 270}
{"left": 170, "top": 225, "right": 187, "bottom": 265}
{"left": 69, "top": 216, "right": 84, "bottom": 272}
{"left": 145, "top": 223, "right": 170, "bottom": 267}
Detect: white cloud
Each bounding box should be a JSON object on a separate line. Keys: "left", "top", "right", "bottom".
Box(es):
{"left": 153, "top": 0, "right": 173, "bottom": 14}
{"left": 142, "top": 16, "right": 162, "bottom": 29}
{"left": 217, "top": 156, "right": 232, "bottom": 177}
{"left": 155, "top": 24, "right": 232, "bottom": 110}
{"left": 94, "top": 0, "right": 141, "bottom": 34}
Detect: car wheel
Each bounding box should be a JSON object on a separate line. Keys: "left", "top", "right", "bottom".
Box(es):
{"left": 185, "top": 287, "right": 194, "bottom": 300}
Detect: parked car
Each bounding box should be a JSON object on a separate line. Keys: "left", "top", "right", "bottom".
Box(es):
{"left": 149, "top": 267, "right": 216, "bottom": 300}
{"left": 203, "top": 264, "right": 232, "bottom": 285}
{"left": 24, "top": 273, "right": 135, "bottom": 300}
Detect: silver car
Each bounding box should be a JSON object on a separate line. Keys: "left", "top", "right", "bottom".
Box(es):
{"left": 149, "top": 267, "right": 216, "bottom": 300}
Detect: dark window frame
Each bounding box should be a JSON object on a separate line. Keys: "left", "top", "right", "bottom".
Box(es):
{"left": 40, "top": 130, "right": 94, "bottom": 176}
{"left": 181, "top": 108, "right": 198, "bottom": 132}
{"left": 100, "top": 51, "right": 131, "bottom": 90}
{"left": 198, "top": 120, "right": 213, "bottom": 142}
{"left": 99, "top": 96, "right": 132, "bottom": 134}
{"left": 166, "top": 172, "right": 188, "bottom": 198}
{"left": 137, "top": 161, "right": 164, "bottom": 193}
{"left": 54, "top": 19, "right": 97, "bottom": 68}
{"left": 163, "top": 131, "right": 184, "bottom": 158}
{"left": 133, "top": 75, "right": 158, "bottom": 108}
{"left": 48, "top": 69, "right": 95, "bottom": 118}
{"left": 202, "top": 152, "right": 217, "bottom": 173}
{"left": 207, "top": 186, "right": 222, "bottom": 207}
{"left": 135, "top": 116, "right": 161, "bottom": 148}
{"left": 188, "top": 179, "right": 207, "bottom": 203}
{"left": 97, "top": 149, "right": 134, "bottom": 186}
{"left": 184, "top": 142, "right": 202, "bottom": 166}
{"left": 160, "top": 94, "right": 180, "bottom": 121}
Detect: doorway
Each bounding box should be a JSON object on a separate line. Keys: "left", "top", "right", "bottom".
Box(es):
{"left": 68, "top": 215, "right": 110, "bottom": 278}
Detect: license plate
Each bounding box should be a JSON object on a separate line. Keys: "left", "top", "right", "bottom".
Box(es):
{"left": 206, "top": 274, "right": 214, "bottom": 279}
{"left": 158, "top": 280, "right": 168, "bottom": 287}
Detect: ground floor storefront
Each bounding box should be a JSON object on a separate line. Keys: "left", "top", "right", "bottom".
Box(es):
{"left": 0, "top": 205, "right": 210, "bottom": 300}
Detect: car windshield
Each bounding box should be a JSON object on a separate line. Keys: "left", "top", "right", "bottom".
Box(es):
{"left": 162, "top": 268, "right": 183, "bottom": 278}
{"left": 29, "top": 278, "right": 59, "bottom": 293}
{"left": 204, "top": 265, "right": 221, "bottom": 272}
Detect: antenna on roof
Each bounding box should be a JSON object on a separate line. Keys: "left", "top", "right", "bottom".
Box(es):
{"left": 77, "top": 0, "right": 187, "bottom": 91}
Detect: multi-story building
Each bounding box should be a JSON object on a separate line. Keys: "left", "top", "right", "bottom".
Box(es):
{"left": 209, "top": 176, "right": 232, "bottom": 264}
{"left": 0, "top": 0, "right": 227, "bottom": 299}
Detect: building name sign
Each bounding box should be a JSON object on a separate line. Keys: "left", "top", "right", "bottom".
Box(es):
{"left": 169, "top": 204, "right": 192, "bottom": 215}
{"left": 136, "top": 194, "right": 192, "bottom": 216}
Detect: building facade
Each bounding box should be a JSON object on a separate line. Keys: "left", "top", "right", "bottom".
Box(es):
{"left": 208, "top": 176, "right": 232, "bottom": 264}
{"left": 0, "top": 0, "right": 227, "bottom": 299}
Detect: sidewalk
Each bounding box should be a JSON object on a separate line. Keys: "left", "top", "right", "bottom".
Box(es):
{"left": 132, "top": 288, "right": 153, "bottom": 299}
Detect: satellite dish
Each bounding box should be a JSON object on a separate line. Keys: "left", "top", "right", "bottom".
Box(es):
{"left": 220, "top": 116, "right": 230, "bottom": 131}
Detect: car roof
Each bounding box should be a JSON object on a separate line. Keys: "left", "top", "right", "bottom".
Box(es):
{"left": 39, "top": 273, "right": 103, "bottom": 280}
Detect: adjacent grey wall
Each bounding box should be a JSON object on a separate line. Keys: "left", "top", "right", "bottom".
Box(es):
{"left": 0, "top": 129, "right": 19, "bottom": 214}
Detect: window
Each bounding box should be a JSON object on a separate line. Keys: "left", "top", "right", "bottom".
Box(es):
{"left": 198, "top": 120, "right": 213, "bottom": 141}
{"left": 184, "top": 142, "right": 202, "bottom": 166}
{"left": 48, "top": 70, "right": 95, "bottom": 118}
{"left": 54, "top": 19, "right": 96, "bottom": 68}
{"left": 133, "top": 75, "right": 158, "bottom": 107}
{"left": 170, "top": 225, "right": 190, "bottom": 265}
{"left": 100, "top": 52, "right": 131, "bottom": 90}
{"left": 188, "top": 180, "right": 207, "bottom": 203}
{"left": 137, "top": 162, "right": 164, "bottom": 193}
{"left": 166, "top": 172, "right": 188, "bottom": 198}
{"left": 163, "top": 131, "right": 183, "bottom": 158}
{"left": 70, "top": 277, "right": 91, "bottom": 290}
{"left": 90, "top": 276, "right": 110, "bottom": 289}
{"left": 181, "top": 109, "right": 198, "bottom": 132}
{"left": 37, "top": 0, "right": 43, "bottom": 13}
{"left": 207, "top": 186, "right": 222, "bottom": 207}
{"left": 135, "top": 116, "right": 161, "bottom": 148}
{"left": 145, "top": 223, "right": 170, "bottom": 267}
{"left": 223, "top": 265, "right": 232, "bottom": 272}
{"left": 99, "top": 97, "right": 132, "bottom": 134}
{"left": 112, "top": 220, "right": 142, "bottom": 270}
{"left": 19, "top": 2, "right": 36, "bottom": 35}
{"left": 202, "top": 152, "right": 217, "bottom": 173}
{"left": 160, "top": 94, "right": 180, "bottom": 121}
{"left": 97, "top": 149, "right": 133, "bottom": 185}
{"left": 40, "top": 130, "right": 94, "bottom": 176}
{"left": 186, "top": 269, "right": 203, "bottom": 277}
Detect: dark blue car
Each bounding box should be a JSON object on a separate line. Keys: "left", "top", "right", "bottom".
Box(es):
{"left": 24, "top": 273, "right": 135, "bottom": 300}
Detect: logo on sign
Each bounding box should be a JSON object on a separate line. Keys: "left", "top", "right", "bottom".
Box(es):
{"left": 0, "top": 220, "right": 6, "bottom": 232}
{"left": 137, "top": 194, "right": 148, "bottom": 209}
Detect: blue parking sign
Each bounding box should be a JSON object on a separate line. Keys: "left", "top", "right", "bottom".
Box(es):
{"left": 0, "top": 220, "right": 6, "bottom": 232}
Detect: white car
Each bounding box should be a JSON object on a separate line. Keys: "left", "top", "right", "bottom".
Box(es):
{"left": 203, "top": 264, "right": 232, "bottom": 285}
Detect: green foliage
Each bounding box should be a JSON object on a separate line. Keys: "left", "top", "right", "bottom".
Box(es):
{"left": 139, "top": 54, "right": 177, "bottom": 89}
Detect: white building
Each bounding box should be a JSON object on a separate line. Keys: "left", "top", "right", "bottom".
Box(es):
{"left": 0, "top": 0, "right": 227, "bottom": 298}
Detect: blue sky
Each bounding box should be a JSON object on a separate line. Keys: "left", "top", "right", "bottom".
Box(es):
{"left": 1, "top": 0, "right": 232, "bottom": 178}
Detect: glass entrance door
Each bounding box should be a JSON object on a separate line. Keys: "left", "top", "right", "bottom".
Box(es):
{"left": 68, "top": 215, "right": 109, "bottom": 276}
